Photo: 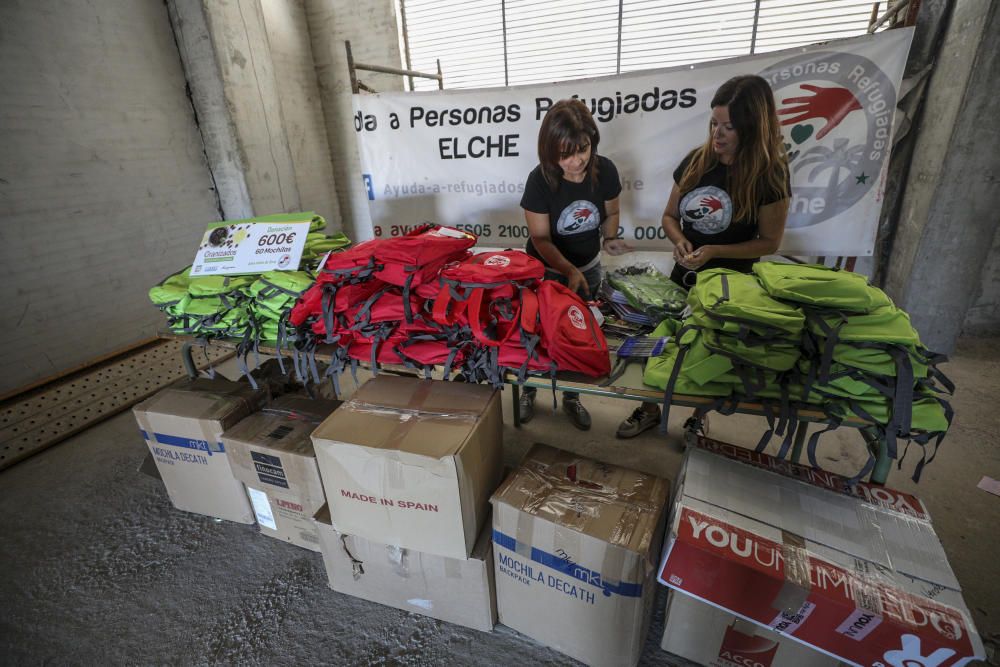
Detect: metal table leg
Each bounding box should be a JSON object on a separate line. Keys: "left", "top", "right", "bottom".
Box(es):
{"left": 181, "top": 341, "right": 199, "bottom": 379}
{"left": 865, "top": 428, "right": 890, "bottom": 485}
{"left": 511, "top": 383, "right": 521, "bottom": 428}
{"left": 790, "top": 420, "right": 809, "bottom": 463}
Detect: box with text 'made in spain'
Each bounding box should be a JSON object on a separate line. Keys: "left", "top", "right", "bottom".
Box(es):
{"left": 311, "top": 375, "right": 502, "bottom": 560}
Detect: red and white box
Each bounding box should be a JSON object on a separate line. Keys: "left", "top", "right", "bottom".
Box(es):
{"left": 658, "top": 436, "right": 985, "bottom": 667}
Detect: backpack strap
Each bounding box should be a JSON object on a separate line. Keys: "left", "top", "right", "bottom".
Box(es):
{"left": 659, "top": 325, "right": 697, "bottom": 435}
{"left": 751, "top": 400, "right": 775, "bottom": 453}
{"left": 431, "top": 281, "right": 463, "bottom": 326}
{"left": 519, "top": 287, "right": 540, "bottom": 334}
{"left": 468, "top": 285, "right": 521, "bottom": 348}
{"left": 350, "top": 286, "right": 391, "bottom": 330}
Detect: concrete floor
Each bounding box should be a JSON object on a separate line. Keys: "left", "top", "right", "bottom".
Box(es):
{"left": 1, "top": 336, "right": 998, "bottom": 665}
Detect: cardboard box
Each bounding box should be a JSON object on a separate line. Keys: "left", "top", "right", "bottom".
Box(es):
{"left": 222, "top": 394, "right": 341, "bottom": 551}
{"left": 658, "top": 436, "right": 985, "bottom": 667}
{"left": 313, "top": 504, "right": 497, "bottom": 632}
{"left": 132, "top": 377, "right": 267, "bottom": 523}
{"left": 661, "top": 590, "right": 841, "bottom": 667}
{"left": 491, "top": 444, "right": 671, "bottom": 667}
{"left": 311, "top": 376, "right": 502, "bottom": 560}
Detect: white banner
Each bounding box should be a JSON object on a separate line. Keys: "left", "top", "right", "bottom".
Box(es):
{"left": 353, "top": 29, "right": 912, "bottom": 256}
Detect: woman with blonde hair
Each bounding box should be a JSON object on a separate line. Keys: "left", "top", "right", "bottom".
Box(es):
{"left": 617, "top": 74, "right": 791, "bottom": 438}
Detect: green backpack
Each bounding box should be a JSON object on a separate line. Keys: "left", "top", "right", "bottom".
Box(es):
{"left": 688, "top": 269, "right": 805, "bottom": 340}
{"left": 302, "top": 231, "right": 351, "bottom": 257}
{"left": 701, "top": 328, "right": 801, "bottom": 373}
{"left": 149, "top": 267, "right": 191, "bottom": 318}
{"left": 248, "top": 271, "right": 314, "bottom": 318}
{"left": 825, "top": 389, "right": 953, "bottom": 482}
{"left": 187, "top": 274, "right": 256, "bottom": 299}
{"left": 806, "top": 303, "right": 921, "bottom": 347}
{"left": 175, "top": 298, "right": 250, "bottom": 337}
{"left": 643, "top": 323, "right": 734, "bottom": 396}
{"left": 753, "top": 261, "right": 892, "bottom": 312}
{"left": 247, "top": 210, "right": 326, "bottom": 231}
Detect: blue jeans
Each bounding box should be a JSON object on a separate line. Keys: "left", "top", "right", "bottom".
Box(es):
{"left": 523, "top": 264, "right": 602, "bottom": 403}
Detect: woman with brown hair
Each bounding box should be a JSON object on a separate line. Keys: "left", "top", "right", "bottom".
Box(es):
{"left": 519, "top": 98, "right": 633, "bottom": 430}
{"left": 617, "top": 74, "right": 791, "bottom": 439}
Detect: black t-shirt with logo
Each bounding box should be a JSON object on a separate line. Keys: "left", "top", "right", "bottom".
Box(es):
{"left": 520, "top": 155, "right": 623, "bottom": 268}
{"left": 670, "top": 151, "right": 789, "bottom": 284}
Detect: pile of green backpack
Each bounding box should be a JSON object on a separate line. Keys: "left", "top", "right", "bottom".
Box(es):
{"left": 149, "top": 212, "right": 349, "bottom": 341}
{"left": 643, "top": 262, "right": 954, "bottom": 482}
{"left": 606, "top": 266, "right": 688, "bottom": 321}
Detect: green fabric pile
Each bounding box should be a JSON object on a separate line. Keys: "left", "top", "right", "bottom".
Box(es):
{"left": 645, "top": 269, "right": 805, "bottom": 399}
{"left": 642, "top": 262, "right": 954, "bottom": 481}
{"left": 149, "top": 212, "right": 351, "bottom": 342}
{"left": 246, "top": 270, "right": 315, "bottom": 343}
{"left": 607, "top": 266, "right": 687, "bottom": 321}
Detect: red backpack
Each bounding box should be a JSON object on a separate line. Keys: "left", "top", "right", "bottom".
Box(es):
{"left": 315, "top": 238, "right": 385, "bottom": 284}
{"left": 536, "top": 281, "right": 610, "bottom": 378}
{"left": 373, "top": 224, "right": 476, "bottom": 321}
{"left": 431, "top": 250, "right": 545, "bottom": 347}
{"left": 344, "top": 287, "right": 423, "bottom": 329}
{"left": 290, "top": 240, "right": 385, "bottom": 329}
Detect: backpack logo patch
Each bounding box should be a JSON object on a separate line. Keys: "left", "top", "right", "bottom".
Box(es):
{"left": 484, "top": 255, "right": 511, "bottom": 267}
{"left": 556, "top": 200, "right": 600, "bottom": 236}
{"left": 567, "top": 305, "right": 587, "bottom": 330}
{"left": 681, "top": 186, "right": 733, "bottom": 234}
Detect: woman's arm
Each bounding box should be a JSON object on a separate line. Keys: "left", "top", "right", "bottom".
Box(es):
{"left": 678, "top": 198, "right": 789, "bottom": 269}
{"left": 524, "top": 210, "right": 590, "bottom": 295}
{"left": 661, "top": 184, "right": 694, "bottom": 262}
{"left": 601, "top": 197, "right": 633, "bottom": 255}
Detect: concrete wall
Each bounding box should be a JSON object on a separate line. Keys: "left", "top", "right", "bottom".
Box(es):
{"left": 0, "top": 0, "right": 222, "bottom": 394}
{"left": 169, "top": 0, "right": 345, "bottom": 229}
{"left": 305, "top": 0, "right": 405, "bottom": 241}
{"left": 963, "top": 208, "right": 1000, "bottom": 335}
{"left": 261, "top": 0, "right": 343, "bottom": 230}
{"left": 883, "top": 0, "right": 1000, "bottom": 351}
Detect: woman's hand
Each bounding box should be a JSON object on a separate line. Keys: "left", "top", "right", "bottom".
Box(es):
{"left": 672, "top": 237, "right": 694, "bottom": 263}
{"left": 676, "top": 245, "right": 714, "bottom": 270}
{"left": 602, "top": 238, "right": 634, "bottom": 256}
{"left": 566, "top": 266, "right": 590, "bottom": 297}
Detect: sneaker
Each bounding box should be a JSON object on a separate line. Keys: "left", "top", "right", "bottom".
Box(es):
{"left": 518, "top": 390, "right": 536, "bottom": 424}
{"left": 616, "top": 405, "right": 660, "bottom": 439}
{"left": 562, "top": 396, "right": 591, "bottom": 431}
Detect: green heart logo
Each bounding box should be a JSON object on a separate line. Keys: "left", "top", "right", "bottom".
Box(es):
{"left": 791, "top": 124, "right": 813, "bottom": 144}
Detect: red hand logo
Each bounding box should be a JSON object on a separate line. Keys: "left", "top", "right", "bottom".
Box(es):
{"left": 700, "top": 195, "right": 723, "bottom": 213}
{"left": 778, "top": 84, "right": 862, "bottom": 140}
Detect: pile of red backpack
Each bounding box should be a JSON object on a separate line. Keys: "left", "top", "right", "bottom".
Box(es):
{"left": 287, "top": 223, "right": 610, "bottom": 392}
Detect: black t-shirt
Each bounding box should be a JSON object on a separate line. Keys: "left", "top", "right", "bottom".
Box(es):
{"left": 670, "top": 151, "right": 789, "bottom": 283}
{"left": 520, "top": 155, "right": 623, "bottom": 268}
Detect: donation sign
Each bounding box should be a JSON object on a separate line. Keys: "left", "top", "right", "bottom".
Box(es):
{"left": 353, "top": 29, "right": 912, "bottom": 256}
{"left": 190, "top": 220, "right": 309, "bottom": 276}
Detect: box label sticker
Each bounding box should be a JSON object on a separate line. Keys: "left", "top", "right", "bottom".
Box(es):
{"left": 768, "top": 600, "right": 815, "bottom": 635}
{"left": 836, "top": 608, "right": 883, "bottom": 641}
{"left": 495, "top": 550, "right": 597, "bottom": 605}
{"left": 493, "top": 529, "right": 640, "bottom": 600}
{"left": 252, "top": 451, "right": 289, "bottom": 489}
{"left": 153, "top": 432, "right": 224, "bottom": 456}
{"left": 248, "top": 487, "right": 277, "bottom": 530}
